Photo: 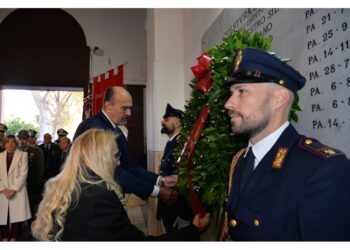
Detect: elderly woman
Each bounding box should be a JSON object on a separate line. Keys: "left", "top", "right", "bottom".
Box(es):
{"left": 32, "top": 129, "right": 209, "bottom": 241}
{"left": 0, "top": 135, "right": 31, "bottom": 241}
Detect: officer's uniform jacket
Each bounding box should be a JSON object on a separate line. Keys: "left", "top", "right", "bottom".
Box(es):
{"left": 156, "top": 134, "right": 193, "bottom": 227}
{"left": 159, "top": 134, "right": 180, "bottom": 177}
{"left": 19, "top": 145, "right": 44, "bottom": 216}
{"left": 226, "top": 124, "right": 350, "bottom": 241}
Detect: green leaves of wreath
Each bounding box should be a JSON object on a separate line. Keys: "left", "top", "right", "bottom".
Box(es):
{"left": 174, "top": 30, "right": 301, "bottom": 210}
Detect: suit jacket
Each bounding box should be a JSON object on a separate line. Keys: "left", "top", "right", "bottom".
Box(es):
{"left": 58, "top": 148, "right": 70, "bottom": 168}
{"left": 0, "top": 150, "right": 31, "bottom": 224}
{"left": 73, "top": 111, "right": 158, "bottom": 200}
{"left": 227, "top": 125, "right": 350, "bottom": 241}
{"left": 62, "top": 182, "right": 199, "bottom": 241}
{"left": 39, "top": 142, "right": 61, "bottom": 180}
{"left": 156, "top": 135, "right": 193, "bottom": 225}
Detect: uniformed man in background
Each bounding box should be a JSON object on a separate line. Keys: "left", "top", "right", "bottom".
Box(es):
{"left": 28, "top": 129, "right": 39, "bottom": 148}
{"left": 222, "top": 48, "right": 350, "bottom": 241}
{"left": 54, "top": 128, "right": 69, "bottom": 144}
{"left": 0, "top": 123, "right": 8, "bottom": 152}
{"left": 156, "top": 104, "right": 193, "bottom": 232}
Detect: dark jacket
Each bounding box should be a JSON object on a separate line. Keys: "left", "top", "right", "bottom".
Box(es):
{"left": 61, "top": 182, "right": 199, "bottom": 241}
{"left": 227, "top": 125, "right": 350, "bottom": 241}
{"left": 39, "top": 142, "right": 61, "bottom": 180}
{"left": 19, "top": 145, "right": 44, "bottom": 216}
{"left": 58, "top": 148, "right": 70, "bottom": 168}
{"left": 156, "top": 135, "right": 193, "bottom": 226}
{"left": 73, "top": 111, "right": 158, "bottom": 200}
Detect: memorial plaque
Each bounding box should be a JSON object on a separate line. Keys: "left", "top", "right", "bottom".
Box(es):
{"left": 202, "top": 8, "right": 350, "bottom": 157}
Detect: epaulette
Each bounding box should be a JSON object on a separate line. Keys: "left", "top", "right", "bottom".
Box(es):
{"left": 299, "top": 137, "right": 344, "bottom": 159}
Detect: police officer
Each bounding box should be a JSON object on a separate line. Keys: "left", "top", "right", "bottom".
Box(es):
{"left": 156, "top": 104, "right": 193, "bottom": 232}
{"left": 54, "top": 128, "right": 68, "bottom": 144}
{"left": 17, "top": 130, "right": 44, "bottom": 227}
{"left": 221, "top": 48, "right": 350, "bottom": 241}
{"left": 0, "top": 123, "right": 8, "bottom": 152}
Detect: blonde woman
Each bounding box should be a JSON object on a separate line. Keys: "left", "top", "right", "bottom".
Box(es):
{"left": 0, "top": 135, "right": 31, "bottom": 241}
{"left": 32, "top": 129, "right": 209, "bottom": 241}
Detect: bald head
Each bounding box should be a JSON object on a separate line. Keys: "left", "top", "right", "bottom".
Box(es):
{"left": 103, "top": 86, "right": 132, "bottom": 126}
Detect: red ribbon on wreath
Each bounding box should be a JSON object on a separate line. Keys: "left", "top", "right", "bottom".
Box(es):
{"left": 178, "top": 52, "right": 213, "bottom": 216}
{"left": 191, "top": 52, "right": 213, "bottom": 93}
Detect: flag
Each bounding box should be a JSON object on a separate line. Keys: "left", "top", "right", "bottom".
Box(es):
{"left": 92, "top": 64, "right": 124, "bottom": 115}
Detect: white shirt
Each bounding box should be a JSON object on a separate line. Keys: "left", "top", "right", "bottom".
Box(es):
{"left": 245, "top": 121, "right": 290, "bottom": 170}
{"left": 102, "top": 109, "right": 116, "bottom": 129}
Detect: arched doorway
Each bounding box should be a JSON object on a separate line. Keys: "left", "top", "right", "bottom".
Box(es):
{"left": 0, "top": 9, "right": 89, "bottom": 88}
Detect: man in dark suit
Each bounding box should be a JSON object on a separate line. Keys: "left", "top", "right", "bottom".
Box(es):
{"left": 39, "top": 133, "right": 61, "bottom": 180}
{"left": 73, "top": 86, "right": 177, "bottom": 201}
{"left": 156, "top": 104, "right": 193, "bottom": 232}
{"left": 18, "top": 130, "right": 44, "bottom": 226}
{"left": 222, "top": 48, "right": 350, "bottom": 241}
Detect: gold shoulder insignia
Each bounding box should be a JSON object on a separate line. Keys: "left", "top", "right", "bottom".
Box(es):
{"left": 300, "top": 138, "right": 344, "bottom": 158}
{"left": 272, "top": 148, "right": 288, "bottom": 169}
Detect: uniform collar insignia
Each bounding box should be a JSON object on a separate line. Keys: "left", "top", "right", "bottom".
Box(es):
{"left": 272, "top": 147, "right": 288, "bottom": 169}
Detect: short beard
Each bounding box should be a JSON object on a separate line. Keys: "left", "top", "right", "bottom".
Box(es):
{"left": 161, "top": 125, "right": 175, "bottom": 135}
{"left": 230, "top": 98, "right": 272, "bottom": 139}
{"left": 231, "top": 115, "right": 270, "bottom": 139}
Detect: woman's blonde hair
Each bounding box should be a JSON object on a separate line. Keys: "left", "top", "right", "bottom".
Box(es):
{"left": 31, "top": 129, "right": 125, "bottom": 241}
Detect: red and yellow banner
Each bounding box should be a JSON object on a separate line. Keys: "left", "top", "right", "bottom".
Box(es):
{"left": 92, "top": 64, "right": 124, "bottom": 115}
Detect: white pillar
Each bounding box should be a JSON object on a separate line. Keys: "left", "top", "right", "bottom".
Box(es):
{"left": 145, "top": 8, "right": 185, "bottom": 235}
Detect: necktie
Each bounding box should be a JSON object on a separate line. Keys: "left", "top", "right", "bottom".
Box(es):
{"left": 239, "top": 147, "right": 255, "bottom": 193}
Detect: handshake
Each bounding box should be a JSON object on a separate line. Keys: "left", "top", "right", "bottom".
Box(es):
{"left": 157, "top": 174, "right": 179, "bottom": 205}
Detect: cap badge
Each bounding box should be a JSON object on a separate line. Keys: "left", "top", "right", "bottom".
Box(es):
{"left": 234, "top": 50, "right": 243, "bottom": 73}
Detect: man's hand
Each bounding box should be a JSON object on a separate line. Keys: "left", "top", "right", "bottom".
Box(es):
{"left": 158, "top": 187, "right": 178, "bottom": 205}
{"left": 162, "top": 174, "right": 179, "bottom": 187}
{"left": 192, "top": 213, "right": 211, "bottom": 232}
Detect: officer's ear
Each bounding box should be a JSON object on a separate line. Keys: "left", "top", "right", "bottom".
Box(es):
{"left": 272, "top": 86, "right": 290, "bottom": 110}
{"left": 174, "top": 117, "right": 181, "bottom": 128}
